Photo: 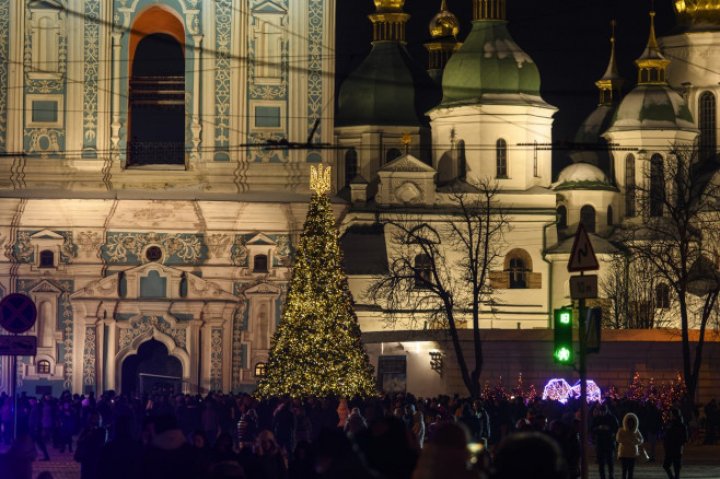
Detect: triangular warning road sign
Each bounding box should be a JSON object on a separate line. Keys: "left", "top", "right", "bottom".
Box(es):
{"left": 567, "top": 223, "right": 599, "bottom": 272}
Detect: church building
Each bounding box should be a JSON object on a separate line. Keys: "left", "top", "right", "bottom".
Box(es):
{"left": 0, "top": 0, "right": 719, "bottom": 399}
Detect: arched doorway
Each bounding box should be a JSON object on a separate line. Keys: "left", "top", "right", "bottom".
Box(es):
{"left": 121, "top": 339, "right": 182, "bottom": 397}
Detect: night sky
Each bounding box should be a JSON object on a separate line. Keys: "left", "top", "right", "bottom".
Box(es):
{"left": 336, "top": 0, "right": 679, "bottom": 174}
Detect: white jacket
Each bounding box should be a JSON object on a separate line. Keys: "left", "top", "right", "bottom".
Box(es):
{"left": 616, "top": 413, "right": 644, "bottom": 458}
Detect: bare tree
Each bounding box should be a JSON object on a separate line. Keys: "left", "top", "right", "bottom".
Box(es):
{"left": 600, "top": 253, "right": 674, "bottom": 329}
{"left": 367, "top": 180, "right": 508, "bottom": 398}
{"left": 621, "top": 144, "right": 720, "bottom": 409}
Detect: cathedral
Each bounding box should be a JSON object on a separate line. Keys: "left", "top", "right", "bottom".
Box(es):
{"left": 0, "top": 0, "right": 718, "bottom": 398}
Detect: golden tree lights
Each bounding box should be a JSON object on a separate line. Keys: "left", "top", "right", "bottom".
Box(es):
{"left": 256, "top": 165, "right": 376, "bottom": 399}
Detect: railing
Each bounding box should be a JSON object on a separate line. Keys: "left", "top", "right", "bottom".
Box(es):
{"left": 127, "top": 141, "right": 185, "bottom": 166}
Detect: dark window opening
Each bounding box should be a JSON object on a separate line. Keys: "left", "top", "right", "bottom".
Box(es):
{"left": 580, "top": 205, "right": 596, "bottom": 233}
{"left": 625, "top": 154, "right": 636, "bottom": 217}
{"left": 414, "top": 254, "right": 433, "bottom": 289}
{"left": 700, "top": 91, "right": 716, "bottom": 161}
{"left": 129, "top": 33, "right": 185, "bottom": 166}
{"left": 650, "top": 154, "right": 664, "bottom": 217}
{"left": 496, "top": 138, "right": 507, "bottom": 178}
{"left": 607, "top": 205, "right": 614, "bottom": 226}
{"left": 509, "top": 258, "right": 527, "bottom": 289}
{"left": 39, "top": 250, "right": 54, "bottom": 268}
{"left": 386, "top": 148, "right": 402, "bottom": 164}
{"left": 145, "top": 245, "right": 163, "bottom": 262}
{"left": 345, "top": 148, "right": 358, "bottom": 187}
{"left": 254, "top": 254, "right": 269, "bottom": 273}
{"left": 656, "top": 283, "right": 670, "bottom": 309}
{"left": 37, "top": 360, "right": 51, "bottom": 375}
{"left": 557, "top": 205, "right": 567, "bottom": 230}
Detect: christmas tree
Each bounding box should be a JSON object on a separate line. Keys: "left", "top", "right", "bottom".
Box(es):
{"left": 256, "top": 165, "right": 376, "bottom": 399}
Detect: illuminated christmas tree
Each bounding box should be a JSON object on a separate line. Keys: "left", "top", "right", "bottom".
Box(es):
{"left": 256, "top": 165, "right": 376, "bottom": 399}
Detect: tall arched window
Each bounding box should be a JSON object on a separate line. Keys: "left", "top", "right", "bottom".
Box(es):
{"left": 625, "top": 154, "right": 636, "bottom": 217}
{"left": 414, "top": 254, "right": 432, "bottom": 289}
{"left": 344, "top": 148, "right": 358, "bottom": 187}
{"left": 580, "top": 205, "right": 596, "bottom": 233}
{"left": 457, "top": 140, "right": 467, "bottom": 178}
{"left": 607, "top": 205, "right": 614, "bottom": 226}
{"left": 557, "top": 205, "right": 567, "bottom": 229}
{"left": 699, "top": 91, "right": 716, "bottom": 161}
{"left": 496, "top": 138, "right": 508, "bottom": 178}
{"left": 655, "top": 283, "right": 670, "bottom": 309}
{"left": 650, "top": 154, "right": 665, "bottom": 217}
{"left": 504, "top": 249, "right": 533, "bottom": 289}
{"left": 128, "top": 8, "right": 185, "bottom": 166}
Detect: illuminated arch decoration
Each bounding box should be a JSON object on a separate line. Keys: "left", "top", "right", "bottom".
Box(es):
{"left": 542, "top": 378, "right": 572, "bottom": 403}
{"left": 570, "top": 380, "right": 602, "bottom": 403}
{"left": 542, "top": 378, "right": 603, "bottom": 403}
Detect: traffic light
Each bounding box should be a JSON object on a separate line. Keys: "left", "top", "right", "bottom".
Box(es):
{"left": 553, "top": 308, "right": 574, "bottom": 364}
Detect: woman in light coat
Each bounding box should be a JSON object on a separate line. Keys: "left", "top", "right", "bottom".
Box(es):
{"left": 616, "top": 412, "right": 644, "bottom": 479}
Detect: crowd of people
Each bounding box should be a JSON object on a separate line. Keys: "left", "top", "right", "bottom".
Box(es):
{"left": 0, "top": 389, "right": 716, "bottom": 479}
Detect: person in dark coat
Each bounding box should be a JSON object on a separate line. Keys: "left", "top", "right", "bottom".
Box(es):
{"left": 591, "top": 404, "right": 619, "bottom": 479}
{"left": 74, "top": 412, "right": 106, "bottom": 479}
{"left": 662, "top": 408, "right": 688, "bottom": 479}
{"left": 0, "top": 432, "right": 37, "bottom": 479}
{"left": 28, "top": 398, "right": 50, "bottom": 461}
{"left": 253, "top": 430, "right": 287, "bottom": 479}
{"left": 140, "top": 414, "right": 201, "bottom": 479}
{"left": 96, "top": 416, "right": 142, "bottom": 479}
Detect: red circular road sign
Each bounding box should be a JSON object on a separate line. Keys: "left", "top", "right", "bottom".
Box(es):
{"left": 0, "top": 294, "right": 37, "bottom": 334}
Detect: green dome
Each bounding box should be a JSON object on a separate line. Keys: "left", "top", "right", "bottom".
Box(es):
{"left": 609, "top": 84, "right": 695, "bottom": 131}
{"left": 336, "top": 43, "right": 438, "bottom": 127}
{"left": 440, "top": 20, "right": 541, "bottom": 106}
{"left": 569, "top": 104, "right": 617, "bottom": 170}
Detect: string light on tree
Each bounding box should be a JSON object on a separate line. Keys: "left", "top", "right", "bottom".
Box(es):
{"left": 256, "top": 165, "right": 376, "bottom": 399}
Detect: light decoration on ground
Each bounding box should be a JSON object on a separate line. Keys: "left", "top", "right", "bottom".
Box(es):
{"left": 542, "top": 378, "right": 603, "bottom": 403}
{"left": 542, "top": 378, "right": 572, "bottom": 403}
{"left": 569, "top": 379, "right": 602, "bottom": 403}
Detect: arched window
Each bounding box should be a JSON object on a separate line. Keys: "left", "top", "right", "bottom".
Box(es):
{"left": 580, "top": 205, "right": 596, "bottom": 233}
{"left": 118, "top": 271, "right": 127, "bottom": 298}
{"left": 650, "top": 154, "right": 664, "bottom": 217}
{"left": 496, "top": 138, "right": 508, "bottom": 178}
{"left": 179, "top": 272, "right": 188, "bottom": 298}
{"left": 607, "top": 205, "right": 614, "bottom": 226}
{"left": 37, "top": 360, "right": 51, "bottom": 375}
{"left": 344, "top": 148, "right": 358, "bottom": 187}
{"left": 699, "top": 91, "right": 716, "bottom": 161}
{"left": 253, "top": 254, "right": 269, "bottom": 273}
{"left": 414, "top": 254, "right": 433, "bottom": 289}
{"left": 254, "top": 362, "right": 267, "bottom": 377}
{"left": 128, "top": 8, "right": 185, "bottom": 166}
{"left": 655, "top": 283, "right": 670, "bottom": 309}
{"left": 39, "top": 250, "right": 54, "bottom": 268}
{"left": 504, "top": 249, "right": 532, "bottom": 289}
{"left": 557, "top": 205, "right": 567, "bottom": 230}
{"left": 625, "top": 154, "right": 636, "bottom": 217}
{"left": 386, "top": 148, "right": 402, "bottom": 164}
{"left": 457, "top": 140, "right": 467, "bottom": 178}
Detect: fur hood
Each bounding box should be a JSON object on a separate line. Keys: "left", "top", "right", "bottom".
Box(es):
{"left": 622, "top": 413, "right": 639, "bottom": 433}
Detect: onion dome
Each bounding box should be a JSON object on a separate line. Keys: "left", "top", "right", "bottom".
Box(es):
{"left": 554, "top": 163, "right": 614, "bottom": 190}
{"left": 674, "top": 0, "right": 720, "bottom": 30}
{"left": 336, "top": 0, "right": 437, "bottom": 127}
{"left": 608, "top": 9, "right": 694, "bottom": 132}
{"left": 429, "top": 0, "right": 460, "bottom": 39}
{"left": 440, "top": 0, "right": 542, "bottom": 106}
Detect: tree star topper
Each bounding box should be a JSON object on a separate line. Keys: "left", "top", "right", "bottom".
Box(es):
{"left": 310, "top": 164, "right": 331, "bottom": 195}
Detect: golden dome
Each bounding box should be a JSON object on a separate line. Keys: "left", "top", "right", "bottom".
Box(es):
{"left": 430, "top": 0, "right": 460, "bottom": 39}
{"left": 674, "top": 0, "right": 720, "bottom": 26}
{"left": 374, "top": 0, "right": 405, "bottom": 12}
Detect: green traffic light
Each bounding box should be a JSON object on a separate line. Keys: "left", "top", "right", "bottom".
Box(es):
{"left": 559, "top": 312, "right": 571, "bottom": 324}
{"left": 555, "top": 346, "right": 572, "bottom": 362}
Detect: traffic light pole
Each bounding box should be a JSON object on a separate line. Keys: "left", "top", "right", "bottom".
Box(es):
{"left": 578, "top": 280, "right": 589, "bottom": 479}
